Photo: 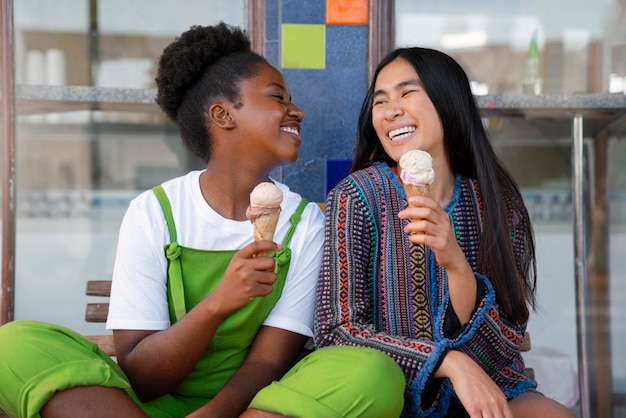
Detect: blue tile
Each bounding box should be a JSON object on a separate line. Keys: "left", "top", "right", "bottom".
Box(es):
{"left": 264, "top": 41, "right": 279, "bottom": 67}
{"left": 265, "top": 0, "right": 280, "bottom": 41}
{"left": 266, "top": 4, "right": 370, "bottom": 202}
{"left": 281, "top": 66, "right": 368, "bottom": 202}
{"left": 326, "top": 159, "right": 353, "bottom": 194}
{"left": 326, "top": 25, "right": 368, "bottom": 70}
{"left": 282, "top": 0, "right": 325, "bottom": 24}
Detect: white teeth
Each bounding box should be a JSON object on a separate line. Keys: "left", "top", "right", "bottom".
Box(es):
{"left": 389, "top": 126, "right": 415, "bottom": 140}
{"left": 281, "top": 126, "right": 299, "bottom": 136}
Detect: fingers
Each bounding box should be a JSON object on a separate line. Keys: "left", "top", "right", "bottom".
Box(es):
{"left": 220, "top": 241, "right": 280, "bottom": 292}
{"left": 240, "top": 240, "right": 282, "bottom": 260}
{"left": 398, "top": 195, "right": 439, "bottom": 216}
{"left": 401, "top": 212, "right": 451, "bottom": 243}
{"left": 231, "top": 242, "right": 280, "bottom": 285}
{"left": 399, "top": 197, "right": 446, "bottom": 225}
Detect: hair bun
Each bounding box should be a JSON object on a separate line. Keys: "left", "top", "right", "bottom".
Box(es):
{"left": 155, "top": 22, "right": 251, "bottom": 120}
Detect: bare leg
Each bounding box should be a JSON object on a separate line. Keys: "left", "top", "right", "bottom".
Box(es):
{"left": 40, "top": 386, "right": 148, "bottom": 418}
{"left": 239, "top": 408, "right": 290, "bottom": 418}
{"left": 509, "top": 391, "right": 575, "bottom": 418}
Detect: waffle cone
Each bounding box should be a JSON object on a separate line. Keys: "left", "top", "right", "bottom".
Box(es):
{"left": 252, "top": 210, "right": 280, "bottom": 256}
{"left": 403, "top": 183, "right": 429, "bottom": 232}
{"left": 403, "top": 183, "right": 430, "bottom": 208}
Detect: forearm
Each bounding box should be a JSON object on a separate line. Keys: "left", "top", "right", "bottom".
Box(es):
{"left": 189, "top": 359, "right": 286, "bottom": 417}
{"left": 191, "top": 327, "right": 307, "bottom": 417}
{"left": 445, "top": 260, "right": 477, "bottom": 324}
{"left": 434, "top": 350, "right": 511, "bottom": 416}
{"left": 117, "top": 297, "right": 227, "bottom": 400}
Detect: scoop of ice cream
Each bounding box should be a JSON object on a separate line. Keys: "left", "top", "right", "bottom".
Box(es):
{"left": 399, "top": 150, "right": 435, "bottom": 186}
{"left": 246, "top": 182, "right": 283, "bottom": 221}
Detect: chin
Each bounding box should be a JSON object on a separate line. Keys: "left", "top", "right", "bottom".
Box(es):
{"left": 284, "top": 152, "right": 299, "bottom": 164}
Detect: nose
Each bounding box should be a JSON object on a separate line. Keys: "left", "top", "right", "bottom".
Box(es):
{"left": 288, "top": 102, "right": 304, "bottom": 122}
{"left": 384, "top": 101, "right": 403, "bottom": 119}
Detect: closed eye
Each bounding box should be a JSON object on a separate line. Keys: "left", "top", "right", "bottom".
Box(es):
{"left": 372, "top": 94, "right": 387, "bottom": 106}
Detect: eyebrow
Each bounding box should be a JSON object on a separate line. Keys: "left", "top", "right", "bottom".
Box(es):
{"left": 373, "top": 79, "right": 423, "bottom": 97}
{"left": 269, "top": 82, "right": 286, "bottom": 91}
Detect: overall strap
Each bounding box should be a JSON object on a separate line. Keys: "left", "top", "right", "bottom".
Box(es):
{"left": 152, "top": 185, "right": 186, "bottom": 322}
{"left": 282, "top": 198, "right": 308, "bottom": 247}
{"left": 273, "top": 198, "right": 308, "bottom": 269}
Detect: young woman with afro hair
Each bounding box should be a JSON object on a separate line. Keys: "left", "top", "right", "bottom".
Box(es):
{"left": 0, "top": 23, "right": 335, "bottom": 418}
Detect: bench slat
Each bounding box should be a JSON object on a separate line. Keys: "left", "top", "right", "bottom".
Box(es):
{"left": 520, "top": 331, "right": 531, "bottom": 352}
{"left": 85, "top": 334, "right": 115, "bottom": 356}
{"left": 86, "top": 280, "right": 112, "bottom": 296}
{"left": 85, "top": 280, "right": 115, "bottom": 356}
{"left": 85, "top": 302, "right": 109, "bottom": 323}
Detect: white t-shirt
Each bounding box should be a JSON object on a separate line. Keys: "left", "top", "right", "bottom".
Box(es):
{"left": 106, "top": 171, "right": 325, "bottom": 338}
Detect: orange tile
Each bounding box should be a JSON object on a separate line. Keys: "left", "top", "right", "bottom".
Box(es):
{"left": 326, "top": 0, "right": 368, "bottom": 25}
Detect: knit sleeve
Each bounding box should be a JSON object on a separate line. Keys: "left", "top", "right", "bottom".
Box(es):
{"left": 314, "top": 177, "right": 450, "bottom": 415}
{"left": 447, "top": 279, "right": 535, "bottom": 399}
{"left": 443, "top": 182, "right": 537, "bottom": 400}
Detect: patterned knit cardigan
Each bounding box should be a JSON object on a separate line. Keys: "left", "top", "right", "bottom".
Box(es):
{"left": 314, "top": 163, "right": 536, "bottom": 417}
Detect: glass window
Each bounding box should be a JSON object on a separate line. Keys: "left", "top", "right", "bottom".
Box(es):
{"left": 12, "top": 0, "right": 245, "bottom": 335}
{"left": 395, "top": 0, "right": 626, "bottom": 95}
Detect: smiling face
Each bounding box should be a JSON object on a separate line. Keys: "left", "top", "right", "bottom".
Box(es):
{"left": 229, "top": 63, "right": 304, "bottom": 168}
{"left": 371, "top": 57, "right": 445, "bottom": 165}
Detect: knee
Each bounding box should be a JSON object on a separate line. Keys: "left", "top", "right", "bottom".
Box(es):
{"left": 342, "top": 346, "right": 405, "bottom": 392}
{"left": 0, "top": 320, "right": 37, "bottom": 355}
{"left": 0, "top": 320, "right": 83, "bottom": 360}
{"left": 344, "top": 347, "right": 406, "bottom": 403}
{"left": 314, "top": 346, "right": 406, "bottom": 416}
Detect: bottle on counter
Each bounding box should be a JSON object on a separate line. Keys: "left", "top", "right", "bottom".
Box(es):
{"left": 522, "top": 30, "right": 543, "bottom": 95}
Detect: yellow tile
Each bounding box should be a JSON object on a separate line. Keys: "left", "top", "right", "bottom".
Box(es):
{"left": 281, "top": 24, "right": 326, "bottom": 69}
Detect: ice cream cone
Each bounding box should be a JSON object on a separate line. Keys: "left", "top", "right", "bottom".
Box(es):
{"left": 247, "top": 182, "right": 283, "bottom": 257}
{"left": 252, "top": 210, "right": 281, "bottom": 256}
{"left": 403, "top": 183, "right": 430, "bottom": 207}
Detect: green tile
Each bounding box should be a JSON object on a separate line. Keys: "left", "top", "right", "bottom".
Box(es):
{"left": 281, "top": 24, "right": 326, "bottom": 69}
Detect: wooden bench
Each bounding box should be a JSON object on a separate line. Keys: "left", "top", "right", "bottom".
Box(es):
{"left": 84, "top": 280, "right": 115, "bottom": 356}
{"left": 83, "top": 279, "right": 534, "bottom": 379}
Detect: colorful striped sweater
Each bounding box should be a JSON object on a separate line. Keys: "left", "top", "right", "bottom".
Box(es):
{"left": 314, "top": 162, "right": 536, "bottom": 417}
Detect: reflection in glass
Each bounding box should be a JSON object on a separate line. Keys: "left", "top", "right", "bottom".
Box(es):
{"left": 12, "top": 0, "right": 245, "bottom": 335}
{"left": 395, "top": 0, "right": 625, "bottom": 94}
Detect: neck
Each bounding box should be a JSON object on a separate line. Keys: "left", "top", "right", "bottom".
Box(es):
{"left": 430, "top": 170, "right": 455, "bottom": 208}
{"left": 199, "top": 164, "right": 271, "bottom": 221}
{"left": 428, "top": 160, "right": 455, "bottom": 208}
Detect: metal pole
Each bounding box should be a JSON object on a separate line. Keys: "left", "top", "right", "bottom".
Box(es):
{"left": 0, "top": 0, "right": 16, "bottom": 325}
{"left": 572, "top": 113, "right": 590, "bottom": 418}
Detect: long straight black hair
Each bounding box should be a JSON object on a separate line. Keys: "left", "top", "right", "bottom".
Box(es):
{"left": 352, "top": 47, "right": 536, "bottom": 323}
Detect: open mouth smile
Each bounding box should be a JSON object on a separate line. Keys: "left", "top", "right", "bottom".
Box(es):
{"left": 281, "top": 126, "right": 300, "bottom": 136}
{"left": 388, "top": 126, "right": 415, "bottom": 140}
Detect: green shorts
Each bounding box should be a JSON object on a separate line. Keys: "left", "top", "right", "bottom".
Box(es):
{"left": 0, "top": 320, "right": 206, "bottom": 418}
{"left": 248, "top": 345, "right": 406, "bottom": 418}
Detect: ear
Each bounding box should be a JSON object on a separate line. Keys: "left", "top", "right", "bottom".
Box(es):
{"left": 208, "top": 103, "right": 235, "bottom": 129}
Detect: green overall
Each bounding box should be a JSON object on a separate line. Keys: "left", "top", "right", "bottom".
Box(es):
{"left": 0, "top": 187, "right": 309, "bottom": 418}
{"left": 152, "top": 185, "right": 308, "bottom": 399}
